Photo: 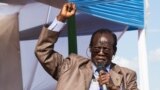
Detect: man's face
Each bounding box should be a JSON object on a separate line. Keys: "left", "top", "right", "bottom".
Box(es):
{"left": 90, "top": 33, "right": 114, "bottom": 67}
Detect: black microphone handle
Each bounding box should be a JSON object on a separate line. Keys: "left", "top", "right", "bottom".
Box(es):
{"left": 97, "top": 62, "right": 108, "bottom": 90}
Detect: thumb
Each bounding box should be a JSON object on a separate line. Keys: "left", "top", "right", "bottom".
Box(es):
{"left": 99, "top": 70, "right": 106, "bottom": 75}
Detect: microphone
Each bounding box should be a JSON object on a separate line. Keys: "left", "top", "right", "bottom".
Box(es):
{"left": 97, "top": 63, "right": 107, "bottom": 90}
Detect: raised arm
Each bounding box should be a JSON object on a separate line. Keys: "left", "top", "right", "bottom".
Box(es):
{"left": 35, "top": 3, "right": 76, "bottom": 80}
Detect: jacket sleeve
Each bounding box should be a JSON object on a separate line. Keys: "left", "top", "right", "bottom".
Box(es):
{"left": 35, "top": 26, "right": 63, "bottom": 80}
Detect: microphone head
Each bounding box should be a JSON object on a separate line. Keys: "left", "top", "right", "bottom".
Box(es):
{"left": 97, "top": 62, "right": 105, "bottom": 73}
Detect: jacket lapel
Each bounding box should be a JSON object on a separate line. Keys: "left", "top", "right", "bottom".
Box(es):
{"left": 109, "top": 63, "right": 123, "bottom": 87}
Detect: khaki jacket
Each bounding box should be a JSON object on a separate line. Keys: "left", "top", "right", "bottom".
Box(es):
{"left": 35, "top": 27, "right": 138, "bottom": 90}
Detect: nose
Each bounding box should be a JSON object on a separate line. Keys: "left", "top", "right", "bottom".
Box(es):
{"left": 98, "top": 48, "right": 105, "bottom": 55}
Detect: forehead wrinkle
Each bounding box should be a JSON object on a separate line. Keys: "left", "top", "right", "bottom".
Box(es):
{"left": 92, "top": 33, "right": 114, "bottom": 46}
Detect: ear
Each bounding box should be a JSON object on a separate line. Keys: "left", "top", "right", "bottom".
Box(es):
{"left": 89, "top": 46, "right": 91, "bottom": 52}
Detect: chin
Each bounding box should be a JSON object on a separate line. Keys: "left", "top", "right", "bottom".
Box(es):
{"left": 94, "top": 61, "right": 107, "bottom": 66}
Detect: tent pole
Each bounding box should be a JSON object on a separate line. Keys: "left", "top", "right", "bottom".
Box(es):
{"left": 138, "top": 29, "right": 149, "bottom": 90}
{"left": 67, "top": 15, "right": 77, "bottom": 54}
{"left": 137, "top": 0, "right": 150, "bottom": 89}
{"left": 45, "top": 6, "right": 52, "bottom": 23}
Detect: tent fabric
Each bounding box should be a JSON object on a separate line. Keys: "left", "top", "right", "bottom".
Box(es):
{"left": 36, "top": 0, "right": 66, "bottom": 8}
{"left": 1, "top": 0, "right": 144, "bottom": 30}
{"left": 0, "top": 13, "right": 23, "bottom": 90}
{"left": 0, "top": 0, "right": 65, "bottom": 8}
{"left": 0, "top": 0, "right": 30, "bottom": 4}
{"left": 69, "top": 0, "right": 144, "bottom": 30}
{"left": 20, "top": 13, "right": 128, "bottom": 40}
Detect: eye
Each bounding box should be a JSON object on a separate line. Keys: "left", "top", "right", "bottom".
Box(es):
{"left": 104, "top": 48, "right": 109, "bottom": 51}
{"left": 92, "top": 47, "right": 100, "bottom": 53}
{"left": 103, "top": 47, "right": 111, "bottom": 53}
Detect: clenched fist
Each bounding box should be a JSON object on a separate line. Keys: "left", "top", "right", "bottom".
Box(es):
{"left": 57, "top": 3, "right": 76, "bottom": 22}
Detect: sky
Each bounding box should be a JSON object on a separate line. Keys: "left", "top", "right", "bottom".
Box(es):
{"left": 146, "top": 0, "right": 160, "bottom": 89}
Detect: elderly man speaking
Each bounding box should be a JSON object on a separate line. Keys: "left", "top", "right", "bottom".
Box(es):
{"left": 35, "top": 3, "right": 138, "bottom": 90}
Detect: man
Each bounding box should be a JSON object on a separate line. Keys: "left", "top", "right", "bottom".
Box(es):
{"left": 35, "top": 3, "right": 138, "bottom": 90}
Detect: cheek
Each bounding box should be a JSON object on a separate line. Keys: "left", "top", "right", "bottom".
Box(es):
{"left": 90, "top": 49, "right": 99, "bottom": 56}
{"left": 90, "top": 52, "right": 98, "bottom": 60}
